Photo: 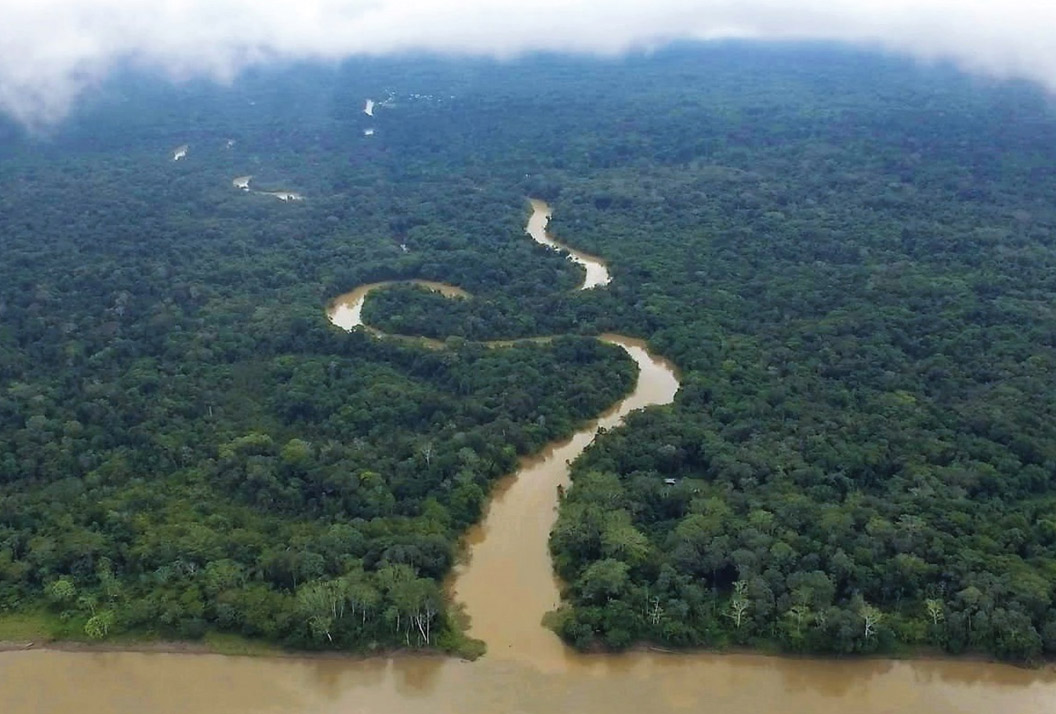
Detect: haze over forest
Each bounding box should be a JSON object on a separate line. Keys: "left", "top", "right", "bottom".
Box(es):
{"left": 3, "top": 0, "right": 1056, "bottom": 126}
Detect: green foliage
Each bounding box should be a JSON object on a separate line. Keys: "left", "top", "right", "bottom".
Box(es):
{"left": 0, "top": 59, "right": 638, "bottom": 650}
{"left": 3, "top": 45, "right": 1056, "bottom": 663}
{"left": 84, "top": 611, "right": 115, "bottom": 639}
{"left": 0, "top": 611, "right": 66, "bottom": 641}
{"left": 44, "top": 579, "right": 76, "bottom": 605}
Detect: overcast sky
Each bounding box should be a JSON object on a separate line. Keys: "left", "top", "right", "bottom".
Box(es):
{"left": 3, "top": 0, "right": 1055, "bottom": 126}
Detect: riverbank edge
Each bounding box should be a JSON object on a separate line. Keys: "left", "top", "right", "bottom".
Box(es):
{"left": 0, "top": 582, "right": 492, "bottom": 659}
{"left": 5, "top": 632, "right": 1052, "bottom": 673}
{"left": 0, "top": 625, "right": 481, "bottom": 661}
{"left": 0, "top": 637, "right": 469, "bottom": 661}
{"left": 541, "top": 604, "right": 1056, "bottom": 670}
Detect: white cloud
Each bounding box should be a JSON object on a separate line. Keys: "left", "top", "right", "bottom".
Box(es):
{"left": 2, "top": 0, "right": 1056, "bottom": 126}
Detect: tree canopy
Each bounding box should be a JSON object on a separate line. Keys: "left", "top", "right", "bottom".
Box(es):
{"left": 3, "top": 43, "right": 1056, "bottom": 661}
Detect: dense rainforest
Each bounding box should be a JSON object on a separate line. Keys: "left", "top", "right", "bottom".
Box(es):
{"left": 3, "top": 43, "right": 1056, "bottom": 662}
{"left": 0, "top": 61, "right": 638, "bottom": 652}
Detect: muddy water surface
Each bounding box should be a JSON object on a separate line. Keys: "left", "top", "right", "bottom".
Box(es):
{"left": 5, "top": 638, "right": 1055, "bottom": 714}
{"left": 3, "top": 202, "right": 1055, "bottom": 713}
{"left": 527, "top": 199, "right": 610, "bottom": 289}
{"left": 451, "top": 334, "right": 679, "bottom": 664}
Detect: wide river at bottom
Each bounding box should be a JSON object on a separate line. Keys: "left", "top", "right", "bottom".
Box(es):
{"left": 3, "top": 203, "right": 1056, "bottom": 712}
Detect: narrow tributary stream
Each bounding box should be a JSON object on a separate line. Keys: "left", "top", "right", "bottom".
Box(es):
{"left": 327, "top": 200, "right": 677, "bottom": 664}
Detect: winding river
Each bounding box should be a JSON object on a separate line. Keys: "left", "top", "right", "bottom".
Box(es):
{"left": 3, "top": 202, "right": 1056, "bottom": 713}
{"left": 526, "top": 198, "right": 611, "bottom": 289}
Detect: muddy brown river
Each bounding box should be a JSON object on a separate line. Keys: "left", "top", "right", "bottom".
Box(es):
{"left": 3, "top": 201, "right": 1055, "bottom": 712}
{"left": 526, "top": 198, "right": 611, "bottom": 289}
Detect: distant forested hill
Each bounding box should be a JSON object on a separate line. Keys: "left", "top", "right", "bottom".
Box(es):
{"left": 3, "top": 43, "right": 1056, "bottom": 661}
